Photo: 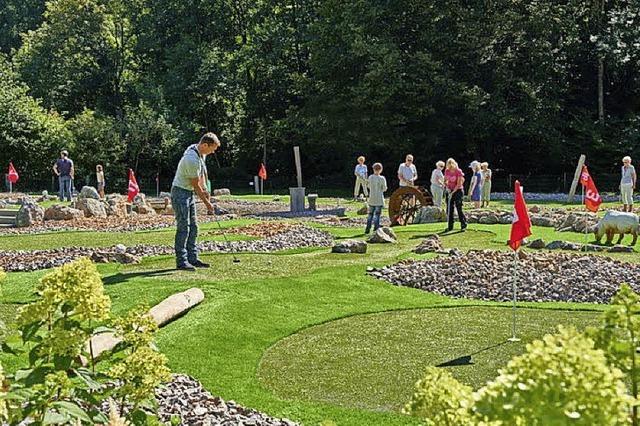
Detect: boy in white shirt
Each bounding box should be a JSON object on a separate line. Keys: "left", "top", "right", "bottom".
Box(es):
{"left": 365, "top": 163, "right": 388, "bottom": 233}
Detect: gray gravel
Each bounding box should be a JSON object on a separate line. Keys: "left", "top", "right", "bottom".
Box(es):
{"left": 156, "top": 374, "right": 298, "bottom": 426}
{"left": 368, "top": 250, "right": 640, "bottom": 304}
{"left": 0, "top": 226, "right": 334, "bottom": 272}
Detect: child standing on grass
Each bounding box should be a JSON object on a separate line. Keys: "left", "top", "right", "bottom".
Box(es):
{"left": 354, "top": 156, "right": 369, "bottom": 200}
{"left": 365, "top": 163, "right": 387, "bottom": 234}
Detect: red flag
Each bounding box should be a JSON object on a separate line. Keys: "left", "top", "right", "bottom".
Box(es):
{"left": 127, "top": 169, "right": 139, "bottom": 202}
{"left": 258, "top": 163, "right": 267, "bottom": 180}
{"left": 508, "top": 180, "right": 532, "bottom": 251}
{"left": 579, "top": 166, "right": 602, "bottom": 213}
{"left": 7, "top": 162, "right": 19, "bottom": 184}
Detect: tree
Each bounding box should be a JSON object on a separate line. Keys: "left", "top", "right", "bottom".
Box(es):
{"left": 13, "top": 0, "right": 114, "bottom": 115}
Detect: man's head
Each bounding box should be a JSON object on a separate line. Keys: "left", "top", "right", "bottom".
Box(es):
{"left": 372, "top": 162, "right": 383, "bottom": 174}
{"left": 198, "top": 132, "right": 221, "bottom": 155}
{"left": 623, "top": 156, "right": 632, "bottom": 166}
{"left": 405, "top": 154, "right": 414, "bottom": 165}
{"left": 436, "top": 161, "right": 445, "bottom": 170}
{"left": 357, "top": 156, "right": 365, "bottom": 164}
{"left": 60, "top": 150, "right": 68, "bottom": 158}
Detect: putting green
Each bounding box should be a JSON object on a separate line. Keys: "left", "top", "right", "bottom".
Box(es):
{"left": 258, "top": 306, "right": 600, "bottom": 412}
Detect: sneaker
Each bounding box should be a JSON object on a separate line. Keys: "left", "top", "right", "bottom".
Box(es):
{"left": 190, "top": 260, "right": 210, "bottom": 268}
{"left": 176, "top": 263, "right": 196, "bottom": 271}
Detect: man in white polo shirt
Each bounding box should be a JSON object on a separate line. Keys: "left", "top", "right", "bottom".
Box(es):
{"left": 398, "top": 154, "right": 418, "bottom": 187}
{"left": 171, "top": 132, "right": 219, "bottom": 271}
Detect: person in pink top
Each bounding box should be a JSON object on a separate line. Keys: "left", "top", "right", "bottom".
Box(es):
{"left": 444, "top": 158, "right": 467, "bottom": 232}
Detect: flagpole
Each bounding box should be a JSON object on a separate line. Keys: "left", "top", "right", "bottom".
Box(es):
{"left": 9, "top": 181, "right": 12, "bottom": 194}
{"left": 581, "top": 178, "right": 588, "bottom": 251}
{"left": 509, "top": 249, "right": 520, "bottom": 342}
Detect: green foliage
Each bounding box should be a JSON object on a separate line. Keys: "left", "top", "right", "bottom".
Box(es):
{"left": 0, "top": 55, "right": 72, "bottom": 182}
{"left": 474, "top": 326, "right": 632, "bottom": 425}
{"left": 2, "top": 258, "right": 170, "bottom": 424}
{"left": 13, "top": 0, "right": 114, "bottom": 115}
{"left": 404, "top": 367, "right": 473, "bottom": 426}
{"left": 590, "top": 283, "right": 640, "bottom": 424}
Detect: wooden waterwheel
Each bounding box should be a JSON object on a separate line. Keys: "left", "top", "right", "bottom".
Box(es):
{"left": 388, "top": 186, "right": 432, "bottom": 226}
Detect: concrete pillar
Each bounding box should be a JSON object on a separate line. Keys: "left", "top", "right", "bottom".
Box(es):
{"left": 290, "top": 187, "right": 306, "bottom": 212}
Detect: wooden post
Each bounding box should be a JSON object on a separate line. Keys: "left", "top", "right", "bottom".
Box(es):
{"left": 568, "top": 155, "right": 586, "bottom": 203}
{"left": 293, "top": 146, "right": 302, "bottom": 188}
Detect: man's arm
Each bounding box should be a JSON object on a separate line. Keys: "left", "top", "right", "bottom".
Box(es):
{"left": 189, "top": 177, "right": 214, "bottom": 212}
{"left": 53, "top": 163, "right": 59, "bottom": 176}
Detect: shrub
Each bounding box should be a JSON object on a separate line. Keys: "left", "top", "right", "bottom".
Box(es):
{"left": 474, "top": 326, "right": 631, "bottom": 425}
{"left": 404, "top": 366, "right": 473, "bottom": 425}
{"left": 2, "top": 258, "right": 171, "bottom": 424}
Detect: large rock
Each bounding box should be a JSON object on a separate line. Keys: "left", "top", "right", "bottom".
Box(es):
{"left": 79, "top": 186, "right": 100, "bottom": 200}
{"left": 15, "top": 202, "right": 44, "bottom": 227}
{"left": 135, "top": 204, "right": 156, "bottom": 215}
{"left": 530, "top": 215, "right": 557, "bottom": 228}
{"left": 414, "top": 206, "right": 446, "bottom": 224}
{"left": 413, "top": 234, "right": 443, "bottom": 254}
{"left": 367, "top": 227, "right": 397, "bottom": 244}
{"left": 357, "top": 205, "right": 369, "bottom": 215}
{"left": 44, "top": 205, "right": 84, "bottom": 221}
{"left": 527, "top": 238, "right": 546, "bottom": 249}
{"left": 331, "top": 239, "right": 367, "bottom": 254}
{"left": 213, "top": 188, "right": 231, "bottom": 196}
{"left": 478, "top": 213, "right": 500, "bottom": 225}
{"left": 133, "top": 193, "right": 147, "bottom": 206}
{"left": 105, "top": 194, "right": 128, "bottom": 217}
{"left": 76, "top": 198, "right": 107, "bottom": 218}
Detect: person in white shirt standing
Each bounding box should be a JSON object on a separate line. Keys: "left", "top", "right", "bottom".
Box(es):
{"left": 96, "top": 165, "right": 105, "bottom": 199}
{"left": 353, "top": 156, "right": 369, "bottom": 200}
{"left": 621, "top": 156, "right": 637, "bottom": 212}
{"left": 398, "top": 154, "right": 418, "bottom": 187}
{"left": 430, "top": 161, "right": 445, "bottom": 209}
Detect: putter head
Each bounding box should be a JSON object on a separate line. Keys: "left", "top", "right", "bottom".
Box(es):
{"left": 232, "top": 259, "right": 241, "bottom": 264}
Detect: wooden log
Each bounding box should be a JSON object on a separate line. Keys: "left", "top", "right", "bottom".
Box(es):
{"left": 86, "top": 288, "right": 205, "bottom": 361}
{"left": 568, "top": 154, "right": 586, "bottom": 203}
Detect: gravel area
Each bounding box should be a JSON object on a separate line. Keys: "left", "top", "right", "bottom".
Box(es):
{"left": 156, "top": 374, "right": 298, "bottom": 426}
{"left": 368, "top": 250, "right": 640, "bottom": 304}
{"left": 0, "top": 226, "right": 334, "bottom": 272}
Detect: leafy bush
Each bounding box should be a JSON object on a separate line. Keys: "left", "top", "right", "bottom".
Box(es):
{"left": 1, "top": 258, "right": 171, "bottom": 424}
{"left": 404, "top": 366, "right": 473, "bottom": 425}
{"left": 474, "top": 326, "right": 631, "bottom": 425}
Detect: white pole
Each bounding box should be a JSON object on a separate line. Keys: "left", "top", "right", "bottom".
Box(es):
{"left": 260, "top": 178, "right": 264, "bottom": 195}
{"left": 9, "top": 181, "right": 12, "bottom": 194}
{"left": 581, "top": 181, "right": 588, "bottom": 250}
{"left": 509, "top": 249, "right": 520, "bottom": 342}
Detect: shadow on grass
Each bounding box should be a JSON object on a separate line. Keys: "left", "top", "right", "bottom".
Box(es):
{"left": 436, "top": 339, "right": 510, "bottom": 367}
{"left": 103, "top": 268, "right": 175, "bottom": 285}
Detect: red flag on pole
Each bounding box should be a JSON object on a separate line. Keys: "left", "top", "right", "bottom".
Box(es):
{"left": 7, "top": 162, "right": 19, "bottom": 184}
{"left": 127, "top": 169, "right": 139, "bottom": 202}
{"left": 508, "top": 180, "right": 532, "bottom": 251}
{"left": 258, "top": 163, "right": 267, "bottom": 181}
{"left": 579, "top": 166, "right": 602, "bottom": 213}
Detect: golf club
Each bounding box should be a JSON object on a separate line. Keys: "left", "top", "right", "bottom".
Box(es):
{"left": 210, "top": 211, "right": 241, "bottom": 263}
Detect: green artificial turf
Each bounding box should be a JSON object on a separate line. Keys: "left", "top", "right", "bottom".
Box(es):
{"left": 0, "top": 216, "right": 636, "bottom": 425}
{"left": 258, "top": 307, "right": 601, "bottom": 412}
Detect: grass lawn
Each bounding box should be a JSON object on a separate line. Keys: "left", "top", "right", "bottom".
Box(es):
{"left": 0, "top": 215, "right": 635, "bottom": 425}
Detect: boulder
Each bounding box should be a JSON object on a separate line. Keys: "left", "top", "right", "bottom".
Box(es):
{"left": 15, "top": 202, "right": 44, "bottom": 227}
{"left": 159, "top": 191, "right": 172, "bottom": 199}
{"left": 105, "top": 195, "right": 128, "bottom": 217}
{"left": 478, "top": 213, "right": 499, "bottom": 225}
{"left": 44, "top": 205, "right": 84, "bottom": 221}
{"left": 609, "top": 245, "right": 635, "bottom": 253}
{"left": 530, "top": 215, "right": 557, "bottom": 228}
{"left": 527, "top": 238, "right": 546, "bottom": 249}
{"left": 529, "top": 205, "right": 541, "bottom": 214}
{"left": 414, "top": 206, "right": 446, "bottom": 224}
{"left": 214, "top": 206, "right": 230, "bottom": 215}
{"left": 413, "top": 234, "right": 443, "bottom": 254}
{"left": 367, "top": 227, "right": 397, "bottom": 244}
{"left": 331, "top": 239, "right": 367, "bottom": 254}
{"left": 545, "top": 240, "right": 582, "bottom": 251}
{"left": 213, "top": 188, "right": 231, "bottom": 196}
{"left": 357, "top": 205, "right": 369, "bottom": 215}
{"left": 76, "top": 198, "right": 107, "bottom": 218}
{"left": 0, "top": 200, "right": 6, "bottom": 209}
{"left": 134, "top": 204, "right": 156, "bottom": 215}
{"left": 79, "top": 186, "right": 100, "bottom": 200}
{"left": 133, "top": 193, "right": 147, "bottom": 206}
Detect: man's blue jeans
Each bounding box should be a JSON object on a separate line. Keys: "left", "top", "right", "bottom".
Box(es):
{"left": 365, "top": 205, "right": 383, "bottom": 233}
{"left": 58, "top": 176, "right": 72, "bottom": 201}
{"left": 171, "top": 186, "right": 199, "bottom": 266}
